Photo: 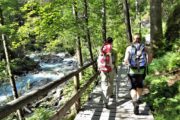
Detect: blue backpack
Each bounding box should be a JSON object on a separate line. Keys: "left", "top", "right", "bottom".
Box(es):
{"left": 129, "top": 43, "right": 147, "bottom": 69}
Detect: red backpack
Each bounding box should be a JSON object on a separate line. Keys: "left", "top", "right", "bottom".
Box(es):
{"left": 97, "top": 43, "right": 113, "bottom": 72}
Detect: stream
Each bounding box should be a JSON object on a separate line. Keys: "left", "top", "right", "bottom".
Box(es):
{"left": 0, "top": 52, "right": 78, "bottom": 103}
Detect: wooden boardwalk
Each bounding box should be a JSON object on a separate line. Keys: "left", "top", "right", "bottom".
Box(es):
{"left": 74, "top": 65, "right": 154, "bottom": 120}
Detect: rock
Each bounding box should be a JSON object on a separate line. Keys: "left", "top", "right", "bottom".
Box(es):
{"left": 40, "top": 54, "right": 64, "bottom": 64}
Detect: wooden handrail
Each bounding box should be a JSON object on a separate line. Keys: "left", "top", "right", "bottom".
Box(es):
{"left": 50, "top": 72, "right": 99, "bottom": 120}
{"left": 0, "top": 61, "right": 96, "bottom": 119}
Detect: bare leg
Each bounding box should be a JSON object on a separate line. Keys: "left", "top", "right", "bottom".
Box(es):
{"left": 130, "top": 89, "right": 137, "bottom": 102}
{"left": 136, "top": 88, "right": 143, "bottom": 100}
{"left": 130, "top": 89, "right": 139, "bottom": 115}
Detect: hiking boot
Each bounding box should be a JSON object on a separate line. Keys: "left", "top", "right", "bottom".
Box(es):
{"left": 110, "top": 94, "right": 114, "bottom": 98}
{"left": 133, "top": 101, "right": 139, "bottom": 115}
{"left": 134, "top": 105, "right": 139, "bottom": 115}
{"left": 103, "top": 103, "right": 108, "bottom": 108}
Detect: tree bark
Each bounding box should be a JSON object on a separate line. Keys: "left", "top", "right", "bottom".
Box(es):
{"left": 102, "top": 0, "right": 106, "bottom": 41}
{"left": 83, "top": 0, "right": 94, "bottom": 62}
{"left": 0, "top": 7, "right": 24, "bottom": 120}
{"left": 123, "top": 0, "right": 132, "bottom": 42}
{"left": 73, "top": 0, "right": 83, "bottom": 78}
{"left": 150, "top": 0, "right": 163, "bottom": 55}
{"left": 135, "top": 0, "right": 141, "bottom": 35}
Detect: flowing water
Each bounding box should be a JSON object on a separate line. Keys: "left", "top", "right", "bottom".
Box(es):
{"left": 0, "top": 52, "right": 77, "bottom": 103}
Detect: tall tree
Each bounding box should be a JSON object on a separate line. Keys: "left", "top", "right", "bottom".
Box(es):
{"left": 135, "top": 0, "right": 141, "bottom": 34}
{"left": 72, "top": 0, "right": 81, "bottom": 111}
{"left": 83, "top": 0, "right": 94, "bottom": 62}
{"left": 102, "top": 0, "right": 106, "bottom": 41}
{"left": 73, "top": 0, "right": 83, "bottom": 78}
{"left": 150, "top": 0, "right": 163, "bottom": 55}
{"left": 123, "top": 0, "right": 132, "bottom": 42}
{"left": 0, "top": 7, "right": 24, "bottom": 120}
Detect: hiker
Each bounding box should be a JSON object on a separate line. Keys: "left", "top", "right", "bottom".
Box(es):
{"left": 123, "top": 33, "right": 153, "bottom": 114}
{"left": 97, "top": 37, "right": 117, "bottom": 108}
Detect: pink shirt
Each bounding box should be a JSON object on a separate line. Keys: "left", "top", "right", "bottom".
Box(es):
{"left": 102, "top": 43, "right": 112, "bottom": 54}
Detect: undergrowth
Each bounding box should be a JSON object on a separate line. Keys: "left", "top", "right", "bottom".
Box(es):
{"left": 144, "top": 51, "right": 180, "bottom": 120}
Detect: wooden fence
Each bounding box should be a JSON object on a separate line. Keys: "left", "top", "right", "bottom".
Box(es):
{"left": 0, "top": 61, "right": 98, "bottom": 120}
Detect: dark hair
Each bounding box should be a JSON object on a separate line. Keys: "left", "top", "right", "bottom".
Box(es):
{"left": 106, "top": 37, "right": 113, "bottom": 43}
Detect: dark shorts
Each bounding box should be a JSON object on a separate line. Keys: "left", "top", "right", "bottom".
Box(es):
{"left": 128, "top": 74, "right": 146, "bottom": 89}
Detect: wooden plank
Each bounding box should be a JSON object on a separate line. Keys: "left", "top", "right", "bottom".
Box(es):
{"left": 74, "top": 64, "right": 154, "bottom": 120}
{"left": 77, "top": 105, "right": 154, "bottom": 120}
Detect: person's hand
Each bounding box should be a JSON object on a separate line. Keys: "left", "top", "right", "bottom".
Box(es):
{"left": 122, "top": 61, "right": 128, "bottom": 65}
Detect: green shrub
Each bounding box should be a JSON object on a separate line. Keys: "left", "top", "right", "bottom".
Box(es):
{"left": 149, "top": 52, "right": 180, "bottom": 74}
{"left": 26, "top": 107, "right": 54, "bottom": 120}
{"left": 0, "top": 60, "right": 8, "bottom": 82}
{"left": 145, "top": 51, "right": 180, "bottom": 120}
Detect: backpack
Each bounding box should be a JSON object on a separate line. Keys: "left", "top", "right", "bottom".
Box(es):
{"left": 129, "top": 43, "right": 147, "bottom": 69}
{"left": 97, "top": 44, "right": 113, "bottom": 72}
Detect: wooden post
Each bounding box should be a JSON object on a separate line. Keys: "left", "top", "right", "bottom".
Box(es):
{"left": 0, "top": 7, "right": 24, "bottom": 120}
{"left": 74, "top": 74, "right": 80, "bottom": 113}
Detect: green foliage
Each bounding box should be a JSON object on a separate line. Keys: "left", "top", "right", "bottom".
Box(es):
{"left": 163, "top": 0, "right": 180, "bottom": 21}
{"left": 26, "top": 107, "right": 54, "bottom": 120}
{"left": 165, "top": 3, "right": 180, "bottom": 50}
{"left": 80, "top": 67, "right": 96, "bottom": 104}
{"left": 145, "top": 75, "right": 180, "bottom": 119}
{"left": 0, "top": 60, "right": 8, "bottom": 82}
{"left": 171, "top": 39, "right": 180, "bottom": 52}
{"left": 149, "top": 52, "right": 180, "bottom": 74}
{"left": 144, "top": 51, "right": 180, "bottom": 120}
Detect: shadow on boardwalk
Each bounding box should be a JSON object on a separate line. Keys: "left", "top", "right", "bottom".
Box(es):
{"left": 74, "top": 65, "right": 154, "bottom": 120}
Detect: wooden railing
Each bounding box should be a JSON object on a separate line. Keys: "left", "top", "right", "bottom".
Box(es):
{"left": 0, "top": 61, "right": 99, "bottom": 120}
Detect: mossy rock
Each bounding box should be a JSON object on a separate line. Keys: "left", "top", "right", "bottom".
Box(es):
{"left": 11, "top": 57, "right": 39, "bottom": 75}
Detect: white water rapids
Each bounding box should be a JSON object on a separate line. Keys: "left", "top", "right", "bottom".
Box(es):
{"left": 0, "top": 52, "right": 77, "bottom": 103}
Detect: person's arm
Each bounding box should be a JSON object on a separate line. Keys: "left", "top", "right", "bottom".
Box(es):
{"left": 124, "top": 46, "right": 130, "bottom": 65}
{"left": 145, "top": 47, "right": 153, "bottom": 64}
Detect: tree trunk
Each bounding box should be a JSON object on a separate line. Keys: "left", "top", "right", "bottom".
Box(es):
{"left": 123, "top": 0, "right": 132, "bottom": 42}
{"left": 83, "top": 0, "right": 94, "bottom": 62}
{"left": 73, "top": 0, "right": 83, "bottom": 79}
{"left": 0, "top": 7, "right": 24, "bottom": 120}
{"left": 135, "top": 0, "right": 141, "bottom": 35}
{"left": 102, "top": 0, "right": 106, "bottom": 41}
{"left": 150, "top": 0, "right": 163, "bottom": 55}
